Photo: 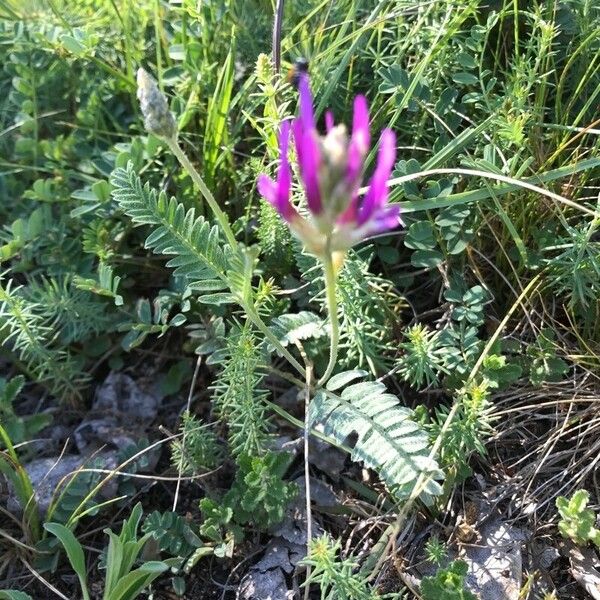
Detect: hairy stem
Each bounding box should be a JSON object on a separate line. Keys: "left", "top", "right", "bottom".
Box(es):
{"left": 318, "top": 249, "right": 339, "bottom": 386}
{"left": 166, "top": 137, "right": 238, "bottom": 249}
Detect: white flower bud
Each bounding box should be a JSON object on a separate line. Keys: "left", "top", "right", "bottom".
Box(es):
{"left": 136, "top": 68, "right": 176, "bottom": 139}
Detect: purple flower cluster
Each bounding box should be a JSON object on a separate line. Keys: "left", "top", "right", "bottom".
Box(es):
{"left": 258, "top": 73, "right": 400, "bottom": 257}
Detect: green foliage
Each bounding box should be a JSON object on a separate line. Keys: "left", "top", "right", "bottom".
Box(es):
{"left": 335, "top": 255, "right": 404, "bottom": 374}
{"left": 271, "top": 311, "right": 327, "bottom": 348}
{"left": 310, "top": 375, "right": 443, "bottom": 503}
{"left": 101, "top": 503, "right": 173, "bottom": 600}
{"left": 198, "top": 498, "right": 243, "bottom": 558}
{"left": 0, "top": 418, "right": 40, "bottom": 543}
{"left": 481, "top": 351, "right": 522, "bottom": 390}
{"left": 444, "top": 282, "right": 488, "bottom": 326}
{"left": 142, "top": 510, "right": 203, "bottom": 558}
{"left": 120, "top": 295, "right": 187, "bottom": 350}
{"left": 526, "top": 329, "right": 569, "bottom": 386}
{"left": 27, "top": 275, "right": 113, "bottom": 343}
{"left": 421, "top": 560, "right": 476, "bottom": 600}
{"left": 2, "top": 0, "right": 600, "bottom": 593}
{"left": 0, "top": 374, "right": 51, "bottom": 446}
{"left": 0, "top": 206, "right": 50, "bottom": 262}
{"left": 556, "top": 490, "right": 600, "bottom": 548}
{"left": 303, "top": 535, "right": 404, "bottom": 599}
{"left": 296, "top": 249, "right": 402, "bottom": 374}
{"left": 431, "top": 383, "right": 492, "bottom": 479}
{"left": 36, "top": 456, "right": 108, "bottom": 571}
{"left": 195, "top": 452, "right": 296, "bottom": 555}
{"left": 46, "top": 460, "right": 104, "bottom": 526}
{"left": 545, "top": 221, "right": 600, "bottom": 316}
{"left": 257, "top": 201, "right": 294, "bottom": 274}
{"left": 43, "top": 523, "right": 90, "bottom": 600}
{"left": 224, "top": 451, "right": 297, "bottom": 530}
{"left": 0, "top": 278, "right": 88, "bottom": 398}
{"left": 45, "top": 504, "right": 173, "bottom": 600}
{"left": 115, "top": 437, "right": 155, "bottom": 498}
{"left": 73, "top": 263, "right": 124, "bottom": 308}
{"left": 403, "top": 202, "right": 472, "bottom": 269}
{"left": 424, "top": 536, "right": 447, "bottom": 566}
{"left": 170, "top": 411, "right": 222, "bottom": 474}
{"left": 110, "top": 163, "right": 230, "bottom": 292}
{"left": 396, "top": 324, "right": 447, "bottom": 388}
{"left": 211, "top": 324, "right": 270, "bottom": 457}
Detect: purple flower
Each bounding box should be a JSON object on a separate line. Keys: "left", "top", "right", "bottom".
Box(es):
{"left": 258, "top": 73, "right": 401, "bottom": 257}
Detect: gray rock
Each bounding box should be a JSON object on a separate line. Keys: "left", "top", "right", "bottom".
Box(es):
{"left": 532, "top": 541, "right": 560, "bottom": 571}
{"left": 7, "top": 451, "right": 118, "bottom": 517}
{"left": 237, "top": 567, "right": 293, "bottom": 600}
{"left": 308, "top": 438, "right": 346, "bottom": 480}
{"left": 561, "top": 540, "right": 600, "bottom": 599}
{"left": 94, "top": 371, "right": 160, "bottom": 420}
{"left": 254, "top": 538, "right": 305, "bottom": 574}
{"left": 237, "top": 538, "right": 303, "bottom": 600}
{"left": 462, "top": 517, "right": 528, "bottom": 600}
{"left": 74, "top": 372, "right": 161, "bottom": 453}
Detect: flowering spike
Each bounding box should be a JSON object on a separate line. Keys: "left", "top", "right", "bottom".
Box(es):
{"left": 136, "top": 68, "right": 176, "bottom": 140}
{"left": 258, "top": 73, "right": 401, "bottom": 259}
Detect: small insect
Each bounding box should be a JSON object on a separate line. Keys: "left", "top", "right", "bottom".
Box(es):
{"left": 287, "top": 57, "right": 309, "bottom": 88}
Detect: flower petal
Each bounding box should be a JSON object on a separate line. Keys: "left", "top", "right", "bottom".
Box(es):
{"left": 258, "top": 121, "right": 296, "bottom": 221}
{"left": 325, "top": 110, "right": 334, "bottom": 133}
{"left": 275, "top": 121, "right": 294, "bottom": 219}
{"left": 357, "top": 128, "right": 396, "bottom": 225}
{"left": 342, "top": 204, "right": 401, "bottom": 249}
{"left": 346, "top": 95, "right": 370, "bottom": 185}
{"left": 366, "top": 204, "right": 402, "bottom": 235}
{"left": 279, "top": 118, "right": 291, "bottom": 156}
{"left": 352, "top": 95, "right": 370, "bottom": 154}
{"left": 258, "top": 174, "right": 276, "bottom": 203}
{"left": 298, "top": 73, "right": 316, "bottom": 130}
{"left": 336, "top": 196, "right": 358, "bottom": 224}
{"left": 292, "top": 118, "right": 322, "bottom": 214}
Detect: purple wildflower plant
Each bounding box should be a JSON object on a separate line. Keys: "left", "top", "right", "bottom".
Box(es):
{"left": 258, "top": 73, "right": 401, "bottom": 260}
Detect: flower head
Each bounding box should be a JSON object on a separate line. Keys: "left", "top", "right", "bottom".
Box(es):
{"left": 258, "top": 73, "right": 401, "bottom": 258}
{"left": 137, "top": 68, "right": 177, "bottom": 140}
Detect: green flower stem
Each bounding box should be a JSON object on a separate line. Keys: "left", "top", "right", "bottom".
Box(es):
{"left": 166, "top": 137, "right": 238, "bottom": 250}
{"left": 244, "top": 305, "right": 307, "bottom": 378}
{"left": 167, "top": 137, "right": 310, "bottom": 379}
{"left": 318, "top": 248, "right": 340, "bottom": 386}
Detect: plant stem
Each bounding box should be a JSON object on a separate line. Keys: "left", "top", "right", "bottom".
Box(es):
{"left": 272, "top": 0, "right": 285, "bottom": 72}
{"left": 166, "top": 137, "right": 238, "bottom": 249}
{"left": 245, "top": 305, "right": 307, "bottom": 378}
{"left": 303, "top": 361, "right": 313, "bottom": 600}
{"left": 318, "top": 248, "right": 339, "bottom": 386}
{"left": 367, "top": 274, "right": 542, "bottom": 580}
{"left": 154, "top": 0, "right": 164, "bottom": 89}
{"left": 166, "top": 137, "right": 312, "bottom": 380}
{"left": 172, "top": 355, "right": 202, "bottom": 512}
